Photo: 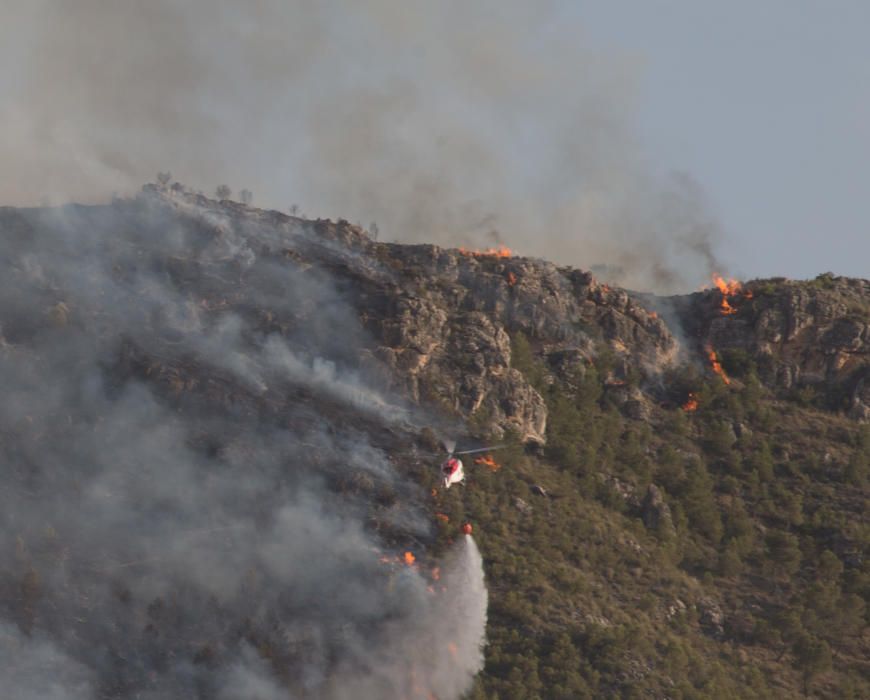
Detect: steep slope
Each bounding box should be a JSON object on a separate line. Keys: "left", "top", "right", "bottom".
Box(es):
{"left": 0, "top": 186, "right": 867, "bottom": 698}
{"left": 0, "top": 193, "right": 487, "bottom": 699}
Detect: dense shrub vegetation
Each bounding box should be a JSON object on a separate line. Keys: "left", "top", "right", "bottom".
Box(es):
{"left": 429, "top": 336, "right": 868, "bottom": 698}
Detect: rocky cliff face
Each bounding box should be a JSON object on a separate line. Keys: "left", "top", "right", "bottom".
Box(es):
{"left": 130, "top": 188, "right": 870, "bottom": 433}
{"left": 244, "top": 200, "right": 870, "bottom": 432}
{"left": 6, "top": 186, "right": 866, "bottom": 450}
{"left": 670, "top": 275, "right": 870, "bottom": 418}
{"left": 123, "top": 187, "right": 682, "bottom": 444}
{"left": 361, "top": 242, "right": 678, "bottom": 443}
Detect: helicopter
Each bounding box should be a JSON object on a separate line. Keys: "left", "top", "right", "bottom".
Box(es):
{"left": 438, "top": 439, "right": 505, "bottom": 489}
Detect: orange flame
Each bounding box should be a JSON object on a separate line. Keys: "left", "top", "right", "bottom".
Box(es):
{"left": 458, "top": 245, "right": 512, "bottom": 259}
{"left": 682, "top": 393, "right": 699, "bottom": 412}
{"left": 706, "top": 345, "right": 730, "bottom": 385}
{"left": 434, "top": 512, "right": 449, "bottom": 523}
{"left": 649, "top": 311, "right": 658, "bottom": 319}
{"left": 711, "top": 275, "right": 753, "bottom": 315}
{"left": 506, "top": 271, "right": 517, "bottom": 286}
{"left": 474, "top": 454, "right": 500, "bottom": 472}
{"left": 379, "top": 551, "right": 420, "bottom": 568}
{"left": 713, "top": 274, "right": 742, "bottom": 296}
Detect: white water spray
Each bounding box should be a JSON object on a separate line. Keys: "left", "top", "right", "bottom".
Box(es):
{"left": 329, "top": 535, "right": 488, "bottom": 700}
{"left": 420, "top": 535, "right": 488, "bottom": 700}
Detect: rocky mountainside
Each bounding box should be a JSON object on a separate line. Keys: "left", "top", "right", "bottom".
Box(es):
{"left": 693, "top": 276, "right": 870, "bottom": 418}
{"left": 122, "top": 186, "right": 869, "bottom": 437}
{"left": 127, "top": 188, "right": 869, "bottom": 431}
{"left": 0, "top": 185, "right": 867, "bottom": 698}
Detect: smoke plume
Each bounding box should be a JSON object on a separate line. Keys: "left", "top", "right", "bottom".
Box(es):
{"left": 0, "top": 194, "right": 486, "bottom": 698}
{"left": 0, "top": 1, "right": 728, "bottom": 292}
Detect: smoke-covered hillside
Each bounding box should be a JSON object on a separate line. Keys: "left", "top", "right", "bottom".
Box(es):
{"left": 0, "top": 186, "right": 868, "bottom": 698}
{"left": 0, "top": 190, "right": 487, "bottom": 699}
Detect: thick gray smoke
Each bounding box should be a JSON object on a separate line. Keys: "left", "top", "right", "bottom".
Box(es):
{"left": 1, "top": 1, "right": 727, "bottom": 292}
{"left": 0, "top": 195, "right": 486, "bottom": 698}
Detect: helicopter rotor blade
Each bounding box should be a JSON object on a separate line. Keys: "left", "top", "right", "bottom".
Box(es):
{"left": 453, "top": 445, "right": 506, "bottom": 456}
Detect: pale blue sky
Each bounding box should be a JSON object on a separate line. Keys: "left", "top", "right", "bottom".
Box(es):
{"left": 571, "top": 1, "right": 870, "bottom": 280}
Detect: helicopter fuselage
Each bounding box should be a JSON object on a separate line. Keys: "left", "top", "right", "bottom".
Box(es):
{"left": 441, "top": 456, "right": 464, "bottom": 488}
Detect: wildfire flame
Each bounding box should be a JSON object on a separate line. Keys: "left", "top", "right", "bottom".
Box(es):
{"left": 706, "top": 345, "right": 730, "bottom": 385}
{"left": 506, "top": 271, "right": 517, "bottom": 286}
{"left": 711, "top": 274, "right": 752, "bottom": 316}
{"left": 682, "top": 393, "right": 699, "bottom": 412}
{"left": 378, "top": 551, "right": 419, "bottom": 568}
{"left": 378, "top": 552, "right": 417, "bottom": 566}
{"left": 474, "top": 454, "right": 500, "bottom": 472}
{"left": 713, "top": 274, "right": 742, "bottom": 296}
{"left": 435, "top": 512, "right": 449, "bottom": 523}
{"left": 458, "top": 245, "right": 512, "bottom": 259}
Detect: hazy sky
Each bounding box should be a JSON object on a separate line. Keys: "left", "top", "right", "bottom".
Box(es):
{"left": 575, "top": 1, "right": 870, "bottom": 281}
{"left": 1, "top": 1, "right": 867, "bottom": 287}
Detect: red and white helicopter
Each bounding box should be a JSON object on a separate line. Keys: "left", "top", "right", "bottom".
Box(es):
{"left": 438, "top": 439, "right": 505, "bottom": 489}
